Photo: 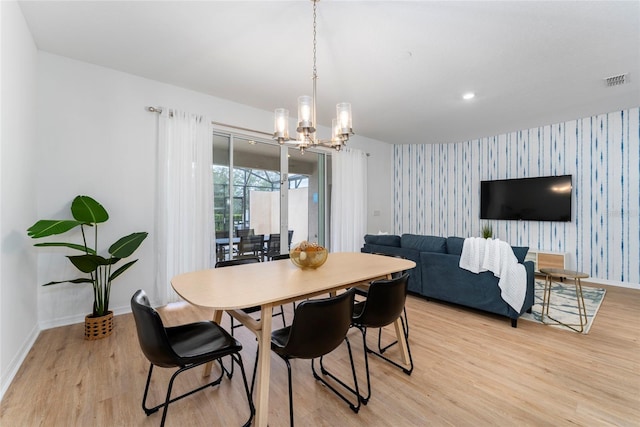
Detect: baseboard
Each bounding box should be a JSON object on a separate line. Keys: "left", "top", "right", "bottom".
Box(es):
{"left": 38, "top": 304, "right": 133, "bottom": 330}
{"left": 0, "top": 323, "right": 40, "bottom": 402}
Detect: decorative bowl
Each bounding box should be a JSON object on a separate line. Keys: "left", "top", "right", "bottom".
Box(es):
{"left": 290, "top": 241, "right": 328, "bottom": 269}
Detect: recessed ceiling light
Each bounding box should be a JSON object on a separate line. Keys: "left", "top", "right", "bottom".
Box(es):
{"left": 463, "top": 92, "right": 475, "bottom": 100}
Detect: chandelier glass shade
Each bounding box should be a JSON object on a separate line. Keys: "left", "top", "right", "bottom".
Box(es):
{"left": 273, "top": 0, "right": 353, "bottom": 152}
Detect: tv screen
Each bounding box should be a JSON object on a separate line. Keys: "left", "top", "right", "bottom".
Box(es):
{"left": 480, "top": 175, "right": 572, "bottom": 222}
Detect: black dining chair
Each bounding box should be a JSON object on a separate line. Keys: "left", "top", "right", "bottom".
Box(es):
{"left": 215, "top": 230, "right": 231, "bottom": 262}
{"left": 265, "top": 233, "right": 282, "bottom": 260}
{"left": 268, "top": 289, "right": 360, "bottom": 426}
{"left": 235, "top": 227, "right": 254, "bottom": 238}
{"left": 238, "top": 234, "right": 265, "bottom": 260}
{"left": 363, "top": 253, "right": 411, "bottom": 353}
{"left": 350, "top": 273, "right": 413, "bottom": 404}
{"left": 215, "top": 256, "right": 287, "bottom": 378}
{"left": 130, "top": 290, "right": 254, "bottom": 427}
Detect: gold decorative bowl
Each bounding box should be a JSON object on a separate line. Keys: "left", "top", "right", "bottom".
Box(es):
{"left": 290, "top": 241, "right": 328, "bottom": 269}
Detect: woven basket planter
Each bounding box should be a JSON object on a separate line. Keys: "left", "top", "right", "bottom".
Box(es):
{"left": 84, "top": 311, "right": 114, "bottom": 340}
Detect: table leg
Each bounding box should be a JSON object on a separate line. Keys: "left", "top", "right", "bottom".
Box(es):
{"left": 203, "top": 309, "right": 225, "bottom": 377}
{"left": 541, "top": 274, "right": 552, "bottom": 322}
{"left": 393, "top": 317, "right": 410, "bottom": 366}
{"left": 575, "top": 278, "right": 587, "bottom": 332}
{"left": 542, "top": 275, "right": 587, "bottom": 333}
{"left": 254, "top": 304, "right": 273, "bottom": 427}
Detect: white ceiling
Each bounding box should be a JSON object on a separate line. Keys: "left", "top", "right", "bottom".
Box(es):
{"left": 18, "top": 1, "right": 640, "bottom": 145}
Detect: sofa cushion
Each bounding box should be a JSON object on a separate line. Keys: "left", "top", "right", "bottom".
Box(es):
{"left": 401, "top": 234, "right": 447, "bottom": 253}
{"left": 364, "top": 234, "right": 401, "bottom": 247}
{"left": 446, "top": 236, "right": 465, "bottom": 256}
{"left": 511, "top": 246, "right": 529, "bottom": 264}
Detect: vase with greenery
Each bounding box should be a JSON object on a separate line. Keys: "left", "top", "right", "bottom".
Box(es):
{"left": 27, "top": 195, "right": 148, "bottom": 328}
{"left": 481, "top": 223, "right": 493, "bottom": 239}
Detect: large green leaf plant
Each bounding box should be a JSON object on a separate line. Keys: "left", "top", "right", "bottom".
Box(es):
{"left": 27, "top": 195, "right": 148, "bottom": 317}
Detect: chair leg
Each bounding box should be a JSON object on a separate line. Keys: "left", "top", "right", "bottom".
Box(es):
{"left": 141, "top": 360, "right": 227, "bottom": 426}
{"left": 142, "top": 363, "right": 158, "bottom": 415}
{"left": 285, "top": 358, "right": 295, "bottom": 427}
{"left": 312, "top": 337, "right": 361, "bottom": 413}
{"left": 366, "top": 317, "right": 414, "bottom": 375}
{"left": 377, "top": 307, "right": 409, "bottom": 354}
{"left": 357, "top": 327, "right": 372, "bottom": 404}
{"left": 272, "top": 355, "right": 296, "bottom": 426}
{"left": 231, "top": 352, "right": 256, "bottom": 427}
{"left": 222, "top": 314, "right": 240, "bottom": 378}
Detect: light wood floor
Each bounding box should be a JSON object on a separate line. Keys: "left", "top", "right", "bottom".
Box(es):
{"left": 1, "top": 282, "right": 639, "bottom": 426}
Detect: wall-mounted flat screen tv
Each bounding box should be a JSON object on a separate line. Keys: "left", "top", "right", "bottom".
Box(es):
{"left": 480, "top": 175, "right": 572, "bottom": 222}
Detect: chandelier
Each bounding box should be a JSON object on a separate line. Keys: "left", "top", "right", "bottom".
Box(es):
{"left": 273, "top": 0, "right": 353, "bottom": 153}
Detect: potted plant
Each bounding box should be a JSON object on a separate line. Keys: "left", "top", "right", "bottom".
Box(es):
{"left": 481, "top": 223, "right": 493, "bottom": 239}
{"left": 27, "top": 195, "right": 147, "bottom": 340}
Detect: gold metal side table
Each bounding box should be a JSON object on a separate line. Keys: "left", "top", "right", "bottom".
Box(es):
{"left": 539, "top": 268, "right": 589, "bottom": 333}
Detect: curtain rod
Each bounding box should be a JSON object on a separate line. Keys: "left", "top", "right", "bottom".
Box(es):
{"left": 146, "top": 106, "right": 272, "bottom": 137}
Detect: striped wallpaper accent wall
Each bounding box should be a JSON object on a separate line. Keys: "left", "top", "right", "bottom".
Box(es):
{"left": 393, "top": 107, "right": 640, "bottom": 286}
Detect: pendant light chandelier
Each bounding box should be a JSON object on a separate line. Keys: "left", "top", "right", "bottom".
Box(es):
{"left": 273, "top": 0, "right": 353, "bottom": 153}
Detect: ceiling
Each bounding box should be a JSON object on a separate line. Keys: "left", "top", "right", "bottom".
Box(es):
{"left": 18, "top": 1, "right": 640, "bottom": 145}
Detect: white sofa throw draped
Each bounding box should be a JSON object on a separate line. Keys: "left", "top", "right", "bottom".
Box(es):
{"left": 156, "top": 109, "right": 214, "bottom": 304}
{"left": 330, "top": 148, "right": 368, "bottom": 252}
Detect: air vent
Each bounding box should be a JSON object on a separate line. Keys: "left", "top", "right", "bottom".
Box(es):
{"left": 604, "top": 73, "right": 628, "bottom": 87}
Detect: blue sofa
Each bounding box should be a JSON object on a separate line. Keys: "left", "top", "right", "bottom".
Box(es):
{"left": 361, "top": 234, "right": 535, "bottom": 327}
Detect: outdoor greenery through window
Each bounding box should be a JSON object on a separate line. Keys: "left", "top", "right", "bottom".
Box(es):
{"left": 213, "top": 166, "right": 309, "bottom": 232}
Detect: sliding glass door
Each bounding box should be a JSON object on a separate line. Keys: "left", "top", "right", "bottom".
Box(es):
{"left": 213, "top": 131, "right": 329, "bottom": 262}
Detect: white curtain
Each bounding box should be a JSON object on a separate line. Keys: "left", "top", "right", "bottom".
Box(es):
{"left": 156, "top": 109, "right": 214, "bottom": 304}
{"left": 331, "top": 148, "right": 368, "bottom": 252}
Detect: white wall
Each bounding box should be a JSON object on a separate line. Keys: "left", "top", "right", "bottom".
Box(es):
{"left": 348, "top": 136, "right": 394, "bottom": 234}
{"left": 35, "top": 52, "right": 395, "bottom": 328}
{"left": 0, "top": 1, "right": 40, "bottom": 399}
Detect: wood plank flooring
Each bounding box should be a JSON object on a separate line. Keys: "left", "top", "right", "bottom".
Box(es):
{"left": 1, "top": 282, "right": 638, "bottom": 426}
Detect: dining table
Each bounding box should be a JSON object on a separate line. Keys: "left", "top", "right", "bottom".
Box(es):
{"left": 171, "top": 251, "right": 416, "bottom": 427}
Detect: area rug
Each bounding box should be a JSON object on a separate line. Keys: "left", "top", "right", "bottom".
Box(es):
{"left": 519, "top": 280, "right": 606, "bottom": 333}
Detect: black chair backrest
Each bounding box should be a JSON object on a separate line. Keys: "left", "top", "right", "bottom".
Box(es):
{"left": 215, "top": 256, "right": 260, "bottom": 268}
{"left": 353, "top": 273, "right": 409, "bottom": 328}
{"left": 266, "top": 234, "right": 281, "bottom": 256}
{"left": 239, "top": 234, "right": 264, "bottom": 252}
{"left": 235, "top": 228, "right": 254, "bottom": 238}
{"left": 271, "top": 253, "right": 290, "bottom": 261}
{"left": 131, "top": 290, "right": 179, "bottom": 368}
{"left": 279, "top": 289, "right": 355, "bottom": 359}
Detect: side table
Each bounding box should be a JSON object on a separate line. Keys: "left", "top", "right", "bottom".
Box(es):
{"left": 539, "top": 267, "right": 590, "bottom": 333}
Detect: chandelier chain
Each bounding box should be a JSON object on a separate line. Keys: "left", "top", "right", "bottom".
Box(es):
{"left": 312, "top": 0, "right": 317, "bottom": 81}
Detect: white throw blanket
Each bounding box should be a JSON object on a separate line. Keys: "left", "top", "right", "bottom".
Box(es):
{"left": 459, "top": 237, "right": 527, "bottom": 312}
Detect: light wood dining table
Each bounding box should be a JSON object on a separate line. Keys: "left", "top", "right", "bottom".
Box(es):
{"left": 171, "top": 251, "right": 416, "bottom": 427}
